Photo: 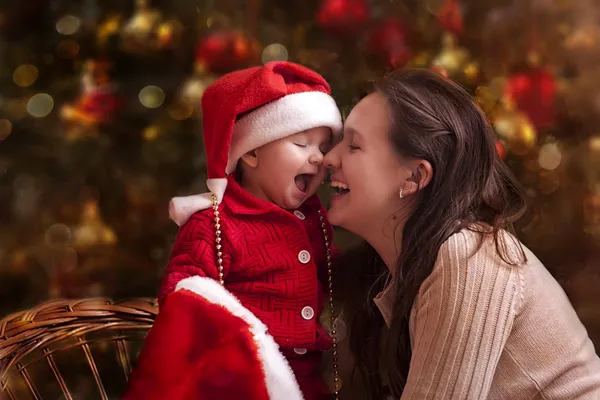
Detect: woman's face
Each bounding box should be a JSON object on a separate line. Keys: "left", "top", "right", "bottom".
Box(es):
{"left": 324, "top": 92, "right": 409, "bottom": 236}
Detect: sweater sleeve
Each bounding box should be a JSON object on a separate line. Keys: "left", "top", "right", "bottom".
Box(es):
{"left": 400, "top": 230, "right": 523, "bottom": 399}
{"left": 158, "top": 211, "right": 230, "bottom": 306}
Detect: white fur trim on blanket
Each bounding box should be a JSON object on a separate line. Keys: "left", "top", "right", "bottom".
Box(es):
{"left": 175, "top": 276, "right": 304, "bottom": 400}
{"left": 226, "top": 91, "right": 342, "bottom": 174}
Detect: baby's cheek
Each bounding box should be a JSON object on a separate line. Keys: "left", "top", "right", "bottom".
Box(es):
{"left": 316, "top": 167, "right": 328, "bottom": 183}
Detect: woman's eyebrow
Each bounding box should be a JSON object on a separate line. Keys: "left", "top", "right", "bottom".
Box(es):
{"left": 344, "top": 126, "right": 361, "bottom": 139}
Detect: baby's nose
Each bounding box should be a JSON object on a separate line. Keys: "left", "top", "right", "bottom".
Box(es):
{"left": 309, "top": 151, "right": 324, "bottom": 165}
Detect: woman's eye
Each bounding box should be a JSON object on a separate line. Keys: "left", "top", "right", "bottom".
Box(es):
{"left": 349, "top": 144, "right": 360, "bottom": 151}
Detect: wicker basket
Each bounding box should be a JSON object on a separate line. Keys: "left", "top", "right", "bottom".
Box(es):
{"left": 0, "top": 298, "right": 158, "bottom": 400}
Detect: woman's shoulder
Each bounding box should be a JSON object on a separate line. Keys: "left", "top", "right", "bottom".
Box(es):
{"left": 416, "top": 226, "right": 526, "bottom": 315}
{"left": 440, "top": 225, "right": 526, "bottom": 268}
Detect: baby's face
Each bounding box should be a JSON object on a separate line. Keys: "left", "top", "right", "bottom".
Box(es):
{"left": 246, "top": 127, "right": 333, "bottom": 210}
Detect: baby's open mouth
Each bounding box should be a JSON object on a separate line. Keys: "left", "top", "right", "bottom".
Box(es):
{"left": 294, "top": 174, "right": 314, "bottom": 193}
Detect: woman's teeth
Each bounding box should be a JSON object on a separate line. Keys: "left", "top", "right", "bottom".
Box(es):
{"left": 330, "top": 180, "right": 350, "bottom": 194}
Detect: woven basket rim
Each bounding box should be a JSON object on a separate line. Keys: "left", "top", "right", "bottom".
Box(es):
{"left": 0, "top": 297, "right": 158, "bottom": 395}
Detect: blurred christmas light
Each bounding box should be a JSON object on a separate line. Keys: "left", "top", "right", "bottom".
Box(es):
{"left": 167, "top": 100, "right": 194, "bottom": 121}
{"left": 13, "top": 64, "right": 39, "bottom": 87}
{"left": 12, "top": 174, "right": 38, "bottom": 220}
{"left": 463, "top": 61, "right": 479, "bottom": 82}
{"left": 6, "top": 98, "right": 28, "bottom": 119}
{"left": 262, "top": 43, "right": 289, "bottom": 64}
{"left": 139, "top": 86, "right": 165, "bottom": 108}
{"left": 97, "top": 15, "right": 122, "bottom": 46}
{"left": 539, "top": 170, "right": 560, "bottom": 195}
{"left": 44, "top": 224, "right": 72, "bottom": 249}
{"left": 56, "top": 15, "right": 81, "bottom": 35}
{"left": 589, "top": 135, "right": 600, "bottom": 153}
{"left": 538, "top": 142, "right": 562, "bottom": 170}
{"left": 0, "top": 119, "right": 12, "bottom": 141}
{"left": 27, "top": 93, "right": 54, "bottom": 118}
{"left": 56, "top": 247, "right": 78, "bottom": 273}
{"left": 55, "top": 39, "right": 80, "bottom": 59}
{"left": 143, "top": 125, "right": 160, "bottom": 141}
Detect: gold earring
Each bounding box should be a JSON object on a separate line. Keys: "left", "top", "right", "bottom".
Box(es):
{"left": 399, "top": 188, "right": 404, "bottom": 199}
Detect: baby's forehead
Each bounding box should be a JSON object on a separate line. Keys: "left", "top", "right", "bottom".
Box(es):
{"left": 291, "top": 127, "right": 334, "bottom": 141}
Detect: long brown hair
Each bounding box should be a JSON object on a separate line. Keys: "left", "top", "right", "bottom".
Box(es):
{"left": 340, "top": 68, "right": 528, "bottom": 398}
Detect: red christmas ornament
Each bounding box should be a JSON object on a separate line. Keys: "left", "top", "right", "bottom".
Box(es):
{"left": 437, "top": 0, "right": 464, "bottom": 34}
{"left": 195, "top": 30, "right": 257, "bottom": 74}
{"left": 316, "top": 0, "right": 369, "bottom": 36}
{"left": 79, "top": 91, "right": 123, "bottom": 121}
{"left": 506, "top": 67, "right": 556, "bottom": 128}
{"left": 61, "top": 60, "right": 124, "bottom": 126}
{"left": 431, "top": 66, "right": 449, "bottom": 78}
{"left": 496, "top": 140, "right": 507, "bottom": 160}
{"left": 366, "top": 18, "right": 412, "bottom": 68}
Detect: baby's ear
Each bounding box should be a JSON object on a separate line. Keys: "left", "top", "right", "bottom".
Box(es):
{"left": 240, "top": 149, "right": 259, "bottom": 168}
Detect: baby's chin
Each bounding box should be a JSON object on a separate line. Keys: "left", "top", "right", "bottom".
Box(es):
{"left": 276, "top": 190, "right": 313, "bottom": 210}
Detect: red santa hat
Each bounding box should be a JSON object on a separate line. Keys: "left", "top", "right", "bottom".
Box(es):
{"left": 169, "top": 61, "right": 343, "bottom": 226}
{"left": 123, "top": 276, "right": 305, "bottom": 400}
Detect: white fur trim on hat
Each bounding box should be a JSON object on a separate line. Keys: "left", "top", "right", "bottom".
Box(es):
{"left": 175, "top": 276, "right": 304, "bottom": 400}
{"left": 168, "top": 178, "right": 228, "bottom": 226}
{"left": 226, "top": 91, "right": 342, "bottom": 174}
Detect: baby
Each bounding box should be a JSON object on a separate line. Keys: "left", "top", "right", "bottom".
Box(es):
{"left": 123, "top": 61, "right": 342, "bottom": 400}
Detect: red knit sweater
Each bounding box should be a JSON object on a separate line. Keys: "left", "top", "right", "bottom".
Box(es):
{"left": 159, "top": 175, "right": 334, "bottom": 354}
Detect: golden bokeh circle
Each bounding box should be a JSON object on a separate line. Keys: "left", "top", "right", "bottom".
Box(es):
{"left": 13, "top": 64, "right": 39, "bottom": 87}
{"left": 27, "top": 93, "right": 54, "bottom": 118}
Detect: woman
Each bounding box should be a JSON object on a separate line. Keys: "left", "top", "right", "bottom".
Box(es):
{"left": 324, "top": 68, "right": 600, "bottom": 399}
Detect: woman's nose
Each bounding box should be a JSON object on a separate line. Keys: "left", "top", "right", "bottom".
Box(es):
{"left": 323, "top": 144, "right": 340, "bottom": 169}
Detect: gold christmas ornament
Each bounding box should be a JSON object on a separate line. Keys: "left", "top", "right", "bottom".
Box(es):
{"left": 432, "top": 33, "right": 470, "bottom": 77}
{"left": 564, "top": 24, "right": 599, "bottom": 52}
{"left": 121, "top": 0, "right": 181, "bottom": 53}
{"left": 589, "top": 135, "right": 600, "bottom": 155}
{"left": 491, "top": 99, "right": 537, "bottom": 156}
{"left": 507, "top": 119, "right": 537, "bottom": 156}
{"left": 96, "top": 14, "right": 124, "bottom": 47}
{"left": 72, "top": 200, "right": 117, "bottom": 250}
{"left": 475, "top": 86, "right": 499, "bottom": 115}
{"left": 179, "top": 64, "right": 217, "bottom": 112}
{"left": 407, "top": 51, "right": 434, "bottom": 68}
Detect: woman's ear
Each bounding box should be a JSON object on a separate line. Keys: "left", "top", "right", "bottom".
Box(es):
{"left": 402, "top": 159, "right": 433, "bottom": 196}
{"left": 240, "top": 149, "right": 259, "bottom": 169}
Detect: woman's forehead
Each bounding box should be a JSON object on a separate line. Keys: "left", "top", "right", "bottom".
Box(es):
{"left": 344, "top": 93, "right": 390, "bottom": 137}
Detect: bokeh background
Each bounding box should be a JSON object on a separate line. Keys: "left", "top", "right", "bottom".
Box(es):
{"left": 1, "top": 0, "right": 599, "bottom": 358}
